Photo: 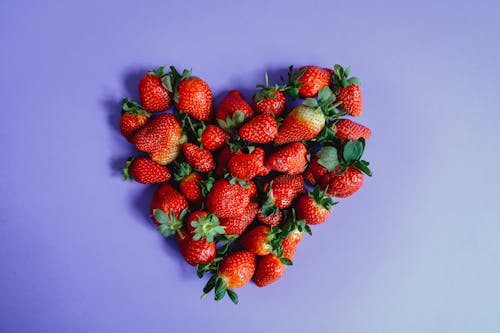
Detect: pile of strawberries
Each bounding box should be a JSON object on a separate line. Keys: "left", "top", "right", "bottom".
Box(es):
{"left": 119, "top": 64, "right": 372, "bottom": 304}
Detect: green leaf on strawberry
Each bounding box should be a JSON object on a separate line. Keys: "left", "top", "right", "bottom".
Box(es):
{"left": 316, "top": 146, "right": 340, "bottom": 172}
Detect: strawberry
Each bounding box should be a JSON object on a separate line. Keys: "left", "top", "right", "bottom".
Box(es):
{"left": 238, "top": 114, "right": 278, "bottom": 144}
{"left": 240, "top": 225, "right": 273, "bottom": 256}
{"left": 202, "top": 250, "right": 256, "bottom": 304}
{"left": 319, "top": 166, "right": 364, "bottom": 198}
{"left": 253, "top": 254, "right": 286, "bottom": 287}
{"left": 138, "top": 66, "right": 172, "bottom": 112}
{"left": 260, "top": 175, "right": 305, "bottom": 217}
{"left": 296, "top": 186, "right": 335, "bottom": 225}
{"left": 220, "top": 202, "right": 258, "bottom": 236}
{"left": 246, "top": 180, "right": 258, "bottom": 199}
{"left": 331, "top": 64, "right": 362, "bottom": 116}
{"left": 274, "top": 87, "right": 341, "bottom": 145}
{"left": 252, "top": 73, "right": 286, "bottom": 117}
{"left": 171, "top": 67, "right": 213, "bottom": 121}
{"left": 227, "top": 149, "right": 262, "bottom": 181}
{"left": 257, "top": 210, "right": 283, "bottom": 227}
{"left": 133, "top": 113, "right": 185, "bottom": 165}
{"left": 287, "top": 65, "right": 332, "bottom": 98}
{"left": 303, "top": 156, "right": 328, "bottom": 186}
{"left": 214, "top": 146, "right": 232, "bottom": 178}
{"left": 206, "top": 180, "right": 250, "bottom": 218}
{"left": 122, "top": 156, "right": 171, "bottom": 184}
{"left": 150, "top": 184, "right": 189, "bottom": 228}
{"left": 199, "top": 124, "right": 229, "bottom": 151}
{"left": 182, "top": 143, "right": 214, "bottom": 173}
{"left": 174, "top": 162, "right": 203, "bottom": 204}
{"left": 265, "top": 142, "right": 308, "bottom": 175}
{"left": 176, "top": 228, "right": 216, "bottom": 266}
{"left": 216, "top": 90, "right": 254, "bottom": 132}
{"left": 120, "top": 98, "right": 150, "bottom": 142}
{"left": 251, "top": 147, "right": 270, "bottom": 176}
{"left": 332, "top": 119, "right": 371, "bottom": 141}
{"left": 282, "top": 229, "right": 303, "bottom": 260}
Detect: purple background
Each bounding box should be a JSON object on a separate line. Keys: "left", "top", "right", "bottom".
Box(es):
{"left": 1, "top": 0, "right": 499, "bottom": 332}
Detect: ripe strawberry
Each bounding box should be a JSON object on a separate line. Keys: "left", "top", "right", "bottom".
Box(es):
{"left": 332, "top": 119, "right": 371, "bottom": 141}
{"left": 214, "top": 146, "right": 232, "bottom": 178}
{"left": 138, "top": 66, "right": 172, "bottom": 112}
{"left": 253, "top": 254, "right": 286, "bottom": 287}
{"left": 252, "top": 73, "right": 286, "bottom": 117}
{"left": 265, "top": 142, "right": 308, "bottom": 175}
{"left": 260, "top": 175, "right": 305, "bottom": 216}
{"left": 246, "top": 180, "right": 258, "bottom": 199}
{"left": 319, "top": 166, "right": 364, "bottom": 198}
{"left": 174, "top": 162, "right": 203, "bottom": 204}
{"left": 227, "top": 150, "right": 262, "bottom": 181}
{"left": 151, "top": 184, "right": 188, "bottom": 230}
{"left": 252, "top": 147, "right": 270, "bottom": 176}
{"left": 133, "top": 113, "right": 185, "bottom": 165}
{"left": 282, "top": 229, "right": 303, "bottom": 260}
{"left": 287, "top": 65, "right": 332, "bottom": 98}
{"left": 331, "top": 64, "right": 362, "bottom": 116}
{"left": 274, "top": 104, "right": 324, "bottom": 145}
{"left": 303, "top": 156, "right": 328, "bottom": 185}
{"left": 122, "top": 157, "right": 171, "bottom": 184}
{"left": 120, "top": 98, "right": 150, "bottom": 142}
{"left": 171, "top": 67, "right": 213, "bottom": 121}
{"left": 240, "top": 225, "right": 272, "bottom": 256}
{"left": 220, "top": 202, "right": 258, "bottom": 236}
{"left": 199, "top": 124, "right": 229, "bottom": 151}
{"left": 176, "top": 228, "right": 216, "bottom": 266}
{"left": 257, "top": 210, "right": 283, "bottom": 227}
{"left": 206, "top": 180, "right": 250, "bottom": 218}
{"left": 216, "top": 90, "right": 254, "bottom": 132}
{"left": 238, "top": 114, "right": 277, "bottom": 144}
{"left": 183, "top": 143, "right": 214, "bottom": 173}
{"left": 296, "top": 187, "right": 335, "bottom": 225}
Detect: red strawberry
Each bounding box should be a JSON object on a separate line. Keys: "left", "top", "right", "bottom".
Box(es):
{"left": 319, "top": 166, "right": 364, "bottom": 198}
{"left": 122, "top": 157, "right": 171, "bottom": 184}
{"left": 274, "top": 105, "right": 324, "bottom": 145}
{"left": 333, "top": 119, "right": 371, "bottom": 141}
{"left": 171, "top": 67, "right": 213, "bottom": 121}
{"left": 227, "top": 150, "right": 262, "bottom": 181}
{"left": 282, "top": 229, "right": 303, "bottom": 260}
{"left": 183, "top": 143, "right": 214, "bottom": 173}
{"left": 214, "top": 146, "right": 232, "bottom": 178}
{"left": 206, "top": 180, "right": 250, "bottom": 218}
{"left": 287, "top": 65, "right": 332, "bottom": 98}
{"left": 240, "top": 225, "right": 272, "bottom": 256}
{"left": 150, "top": 184, "right": 188, "bottom": 230}
{"left": 200, "top": 124, "right": 229, "bottom": 151}
{"left": 260, "top": 175, "right": 305, "bottom": 217}
{"left": 216, "top": 90, "right": 254, "bottom": 132}
{"left": 246, "top": 180, "right": 258, "bottom": 199}
{"left": 296, "top": 187, "right": 335, "bottom": 225}
{"left": 252, "top": 147, "right": 270, "bottom": 176}
{"left": 331, "top": 64, "right": 362, "bottom": 116}
{"left": 220, "top": 202, "right": 258, "bottom": 236}
{"left": 239, "top": 114, "right": 278, "bottom": 144}
{"left": 303, "top": 156, "right": 328, "bottom": 186}
{"left": 256, "top": 210, "right": 283, "bottom": 227}
{"left": 252, "top": 73, "right": 286, "bottom": 117}
{"left": 119, "top": 98, "right": 150, "bottom": 142}
{"left": 138, "top": 66, "right": 172, "bottom": 112}
{"left": 265, "top": 142, "right": 308, "bottom": 175}
{"left": 253, "top": 254, "right": 285, "bottom": 287}
{"left": 174, "top": 162, "right": 203, "bottom": 204}
{"left": 133, "top": 113, "right": 185, "bottom": 165}
{"left": 176, "top": 228, "right": 216, "bottom": 266}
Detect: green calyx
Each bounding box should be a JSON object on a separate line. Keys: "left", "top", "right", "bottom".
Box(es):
{"left": 174, "top": 162, "right": 192, "bottom": 181}
{"left": 154, "top": 209, "right": 188, "bottom": 238}
{"left": 121, "top": 98, "right": 151, "bottom": 116}
{"left": 121, "top": 157, "right": 134, "bottom": 181}
{"left": 338, "top": 138, "right": 372, "bottom": 176}
{"left": 302, "top": 87, "right": 344, "bottom": 118}
{"left": 331, "top": 64, "right": 361, "bottom": 89}
{"left": 316, "top": 146, "right": 340, "bottom": 172}
{"left": 196, "top": 257, "right": 222, "bottom": 278}
{"left": 254, "top": 72, "right": 286, "bottom": 103}
{"left": 310, "top": 186, "right": 336, "bottom": 210}
{"left": 259, "top": 186, "right": 278, "bottom": 217}
{"left": 217, "top": 110, "right": 246, "bottom": 133}
{"left": 201, "top": 274, "right": 239, "bottom": 304}
{"left": 190, "top": 213, "right": 225, "bottom": 243}
{"left": 200, "top": 175, "right": 215, "bottom": 198}
{"left": 285, "top": 65, "right": 306, "bottom": 99}
{"left": 147, "top": 65, "right": 177, "bottom": 94}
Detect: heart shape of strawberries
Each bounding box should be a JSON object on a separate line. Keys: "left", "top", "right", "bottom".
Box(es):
{"left": 119, "top": 64, "right": 372, "bottom": 304}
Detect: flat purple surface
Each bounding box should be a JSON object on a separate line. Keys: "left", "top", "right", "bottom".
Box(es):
{"left": 1, "top": 0, "right": 499, "bottom": 332}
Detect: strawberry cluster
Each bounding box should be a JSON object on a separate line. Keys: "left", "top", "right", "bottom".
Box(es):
{"left": 119, "top": 65, "right": 372, "bottom": 304}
